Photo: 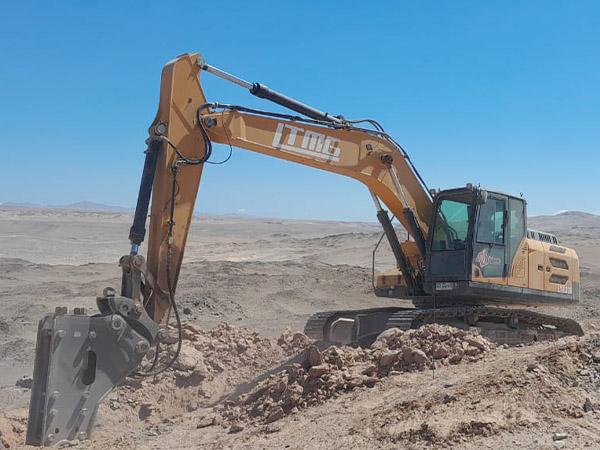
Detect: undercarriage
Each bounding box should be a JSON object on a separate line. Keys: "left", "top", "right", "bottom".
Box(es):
{"left": 304, "top": 305, "right": 584, "bottom": 346}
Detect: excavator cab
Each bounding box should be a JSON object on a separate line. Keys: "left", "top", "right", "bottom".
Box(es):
{"left": 422, "top": 185, "right": 578, "bottom": 305}
{"left": 424, "top": 186, "right": 513, "bottom": 290}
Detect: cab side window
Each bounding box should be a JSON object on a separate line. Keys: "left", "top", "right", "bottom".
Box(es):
{"left": 508, "top": 198, "right": 525, "bottom": 264}
{"left": 476, "top": 198, "right": 505, "bottom": 245}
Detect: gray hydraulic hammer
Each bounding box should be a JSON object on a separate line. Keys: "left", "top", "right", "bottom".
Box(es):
{"left": 25, "top": 289, "right": 168, "bottom": 446}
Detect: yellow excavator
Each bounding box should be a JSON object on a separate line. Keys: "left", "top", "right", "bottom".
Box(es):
{"left": 26, "top": 53, "right": 582, "bottom": 446}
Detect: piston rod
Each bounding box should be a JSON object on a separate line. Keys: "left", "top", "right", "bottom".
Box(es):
{"left": 201, "top": 63, "right": 253, "bottom": 90}
{"left": 198, "top": 59, "right": 343, "bottom": 125}
{"left": 369, "top": 191, "right": 418, "bottom": 292}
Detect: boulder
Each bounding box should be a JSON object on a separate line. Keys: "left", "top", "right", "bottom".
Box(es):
{"left": 308, "top": 364, "right": 330, "bottom": 377}
{"left": 15, "top": 375, "right": 33, "bottom": 389}
{"left": 375, "top": 328, "right": 402, "bottom": 343}
{"left": 432, "top": 345, "right": 449, "bottom": 360}
{"left": 379, "top": 352, "right": 398, "bottom": 367}
{"left": 265, "top": 406, "right": 285, "bottom": 424}
{"left": 464, "top": 336, "right": 488, "bottom": 351}
{"left": 449, "top": 348, "right": 464, "bottom": 363}
{"left": 304, "top": 346, "right": 323, "bottom": 368}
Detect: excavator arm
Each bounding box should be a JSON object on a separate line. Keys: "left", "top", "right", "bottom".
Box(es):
{"left": 136, "top": 53, "right": 432, "bottom": 323}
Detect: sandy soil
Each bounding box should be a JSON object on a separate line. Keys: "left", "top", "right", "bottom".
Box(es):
{"left": 0, "top": 207, "right": 599, "bottom": 449}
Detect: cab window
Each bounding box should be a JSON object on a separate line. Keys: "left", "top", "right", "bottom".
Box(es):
{"left": 431, "top": 199, "right": 470, "bottom": 251}
{"left": 477, "top": 198, "right": 505, "bottom": 245}
{"left": 508, "top": 198, "right": 525, "bottom": 263}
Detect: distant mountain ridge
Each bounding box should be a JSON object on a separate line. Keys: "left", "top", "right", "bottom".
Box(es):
{"left": 530, "top": 210, "right": 599, "bottom": 220}
{"left": 0, "top": 201, "right": 133, "bottom": 213}
{"left": 0, "top": 202, "right": 597, "bottom": 223}
{"left": 61, "top": 201, "right": 133, "bottom": 213}
{"left": 529, "top": 210, "right": 600, "bottom": 235}
{"left": 555, "top": 211, "right": 597, "bottom": 218}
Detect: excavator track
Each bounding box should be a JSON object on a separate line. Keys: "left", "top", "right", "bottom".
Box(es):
{"left": 304, "top": 306, "right": 583, "bottom": 346}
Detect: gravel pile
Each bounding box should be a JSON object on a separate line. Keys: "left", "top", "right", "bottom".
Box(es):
{"left": 102, "top": 323, "right": 312, "bottom": 428}
{"left": 219, "top": 324, "right": 494, "bottom": 427}
{"left": 158, "top": 323, "right": 311, "bottom": 379}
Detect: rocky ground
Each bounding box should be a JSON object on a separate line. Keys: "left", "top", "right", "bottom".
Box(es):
{"left": 0, "top": 208, "right": 599, "bottom": 449}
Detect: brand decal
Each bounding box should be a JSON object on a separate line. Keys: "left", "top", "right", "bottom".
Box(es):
{"left": 272, "top": 123, "right": 341, "bottom": 162}
{"left": 475, "top": 249, "right": 502, "bottom": 268}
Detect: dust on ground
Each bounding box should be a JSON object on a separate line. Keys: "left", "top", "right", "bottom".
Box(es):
{"left": 1, "top": 209, "right": 600, "bottom": 449}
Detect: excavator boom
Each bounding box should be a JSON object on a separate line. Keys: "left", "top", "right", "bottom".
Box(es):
{"left": 137, "top": 53, "right": 432, "bottom": 323}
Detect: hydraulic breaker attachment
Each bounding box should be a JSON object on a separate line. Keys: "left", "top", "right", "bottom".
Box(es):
{"left": 26, "top": 291, "right": 168, "bottom": 447}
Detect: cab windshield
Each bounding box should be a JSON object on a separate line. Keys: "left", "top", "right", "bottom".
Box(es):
{"left": 431, "top": 199, "right": 470, "bottom": 251}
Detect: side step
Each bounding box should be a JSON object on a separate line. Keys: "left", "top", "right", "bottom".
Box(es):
{"left": 304, "top": 306, "right": 584, "bottom": 346}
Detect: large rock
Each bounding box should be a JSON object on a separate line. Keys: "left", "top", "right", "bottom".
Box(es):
{"left": 172, "top": 346, "right": 208, "bottom": 376}
{"left": 304, "top": 346, "right": 323, "bottom": 368}
{"left": 308, "top": 364, "right": 330, "bottom": 377}
{"left": 403, "top": 347, "right": 429, "bottom": 366}
{"left": 229, "top": 423, "right": 244, "bottom": 433}
{"left": 465, "top": 346, "right": 480, "bottom": 356}
{"left": 379, "top": 351, "right": 398, "bottom": 367}
{"left": 449, "top": 348, "right": 465, "bottom": 363}
{"left": 411, "top": 349, "right": 429, "bottom": 366}
{"left": 265, "top": 406, "right": 285, "bottom": 424}
{"left": 432, "top": 345, "right": 449, "bottom": 360}
{"left": 15, "top": 375, "right": 33, "bottom": 389}
{"left": 375, "top": 328, "right": 403, "bottom": 343}
{"left": 197, "top": 412, "right": 217, "bottom": 428}
{"left": 464, "top": 336, "right": 489, "bottom": 351}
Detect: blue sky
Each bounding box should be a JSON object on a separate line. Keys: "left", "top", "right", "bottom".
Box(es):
{"left": 1, "top": 1, "right": 598, "bottom": 220}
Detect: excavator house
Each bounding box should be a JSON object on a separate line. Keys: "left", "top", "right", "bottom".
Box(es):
{"left": 26, "top": 53, "right": 582, "bottom": 446}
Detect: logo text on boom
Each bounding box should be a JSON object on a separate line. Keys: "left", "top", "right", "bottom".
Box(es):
{"left": 272, "top": 123, "right": 341, "bottom": 162}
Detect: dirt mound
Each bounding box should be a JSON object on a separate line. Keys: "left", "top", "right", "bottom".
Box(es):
{"left": 6, "top": 324, "right": 600, "bottom": 449}
{"left": 536, "top": 336, "right": 600, "bottom": 387}
{"left": 218, "top": 325, "right": 494, "bottom": 428}
{"left": 97, "top": 323, "right": 311, "bottom": 432}
{"left": 0, "top": 414, "right": 26, "bottom": 449}
{"left": 0, "top": 323, "right": 311, "bottom": 449}
{"left": 372, "top": 335, "right": 600, "bottom": 448}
